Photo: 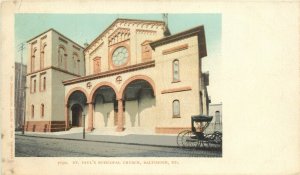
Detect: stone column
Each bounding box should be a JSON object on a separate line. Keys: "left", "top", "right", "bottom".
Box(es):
{"left": 65, "top": 104, "right": 69, "bottom": 131}
{"left": 87, "top": 102, "right": 94, "bottom": 131}
{"left": 116, "top": 99, "right": 124, "bottom": 132}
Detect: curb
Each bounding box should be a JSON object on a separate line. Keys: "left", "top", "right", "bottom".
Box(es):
{"left": 15, "top": 134, "right": 179, "bottom": 148}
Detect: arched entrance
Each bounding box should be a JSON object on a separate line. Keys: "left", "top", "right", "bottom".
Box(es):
{"left": 65, "top": 88, "right": 88, "bottom": 130}
{"left": 89, "top": 82, "right": 118, "bottom": 130}
{"left": 119, "top": 76, "right": 156, "bottom": 131}
{"left": 71, "top": 104, "right": 83, "bottom": 127}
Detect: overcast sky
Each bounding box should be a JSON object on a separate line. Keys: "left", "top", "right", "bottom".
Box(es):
{"left": 15, "top": 13, "right": 222, "bottom": 103}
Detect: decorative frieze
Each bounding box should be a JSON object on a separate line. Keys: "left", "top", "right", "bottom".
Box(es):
{"left": 85, "top": 19, "right": 165, "bottom": 53}
{"left": 63, "top": 60, "right": 155, "bottom": 85}
{"left": 136, "top": 29, "right": 157, "bottom": 35}
{"left": 90, "top": 42, "right": 103, "bottom": 56}
{"left": 108, "top": 28, "right": 130, "bottom": 46}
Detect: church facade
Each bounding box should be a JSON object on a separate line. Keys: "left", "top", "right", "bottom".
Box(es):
{"left": 25, "top": 18, "right": 209, "bottom": 134}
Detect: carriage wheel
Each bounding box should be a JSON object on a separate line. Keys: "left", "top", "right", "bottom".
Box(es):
{"left": 206, "top": 132, "right": 222, "bottom": 150}
{"left": 176, "top": 130, "right": 190, "bottom": 147}
{"left": 213, "top": 131, "right": 222, "bottom": 144}
{"left": 182, "top": 131, "right": 198, "bottom": 148}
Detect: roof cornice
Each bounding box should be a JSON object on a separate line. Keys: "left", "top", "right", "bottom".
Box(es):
{"left": 149, "top": 25, "right": 205, "bottom": 49}
{"left": 26, "top": 28, "right": 84, "bottom": 49}
{"left": 63, "top": 60, "right": 155, "bottom": 85}
{"left": 84, "top": 18, "right": 165, "bottom": 52}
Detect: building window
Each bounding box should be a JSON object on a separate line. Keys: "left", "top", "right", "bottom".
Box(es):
{"left": 141, "top": 41, "right": 152, "bottom": 61}
{"left": 40, "top": 44, "right": 46, "bottom": 69}
{"left": 93, "top": 57, "right": 101, "bottom": 74}
{"left": 173, "top": 59, "right": 180, "bottom": 82}
{"left": 30, "top": 76, "right": 36, "bottom": 93}
{"left": 33, "top": 79, "right": 36, "bottom": 93}
{"left": 31, "top": 48, "right": 37, "bottom": 72}
{"left": 39, "top": 74, "right": 46, "bottom": 92}
{"left": 215, "top": 111, "right": 221, "bottom": 124}
{"left": 173, "top": 100, "right": 180, "bottom": 118}
{"left": 41, "top": 104, "right": 44, "bottom": 118}
{"left": 43, "top": 77, "right": 46, "bottom": 91}
{"left": 77, "top": 58, "right": 80, "bottom": 75}
{"left": 73, "top": 53, "right": 79, "bottom": 74}
{"left": 58, "top": 46, "right": 67, "bottom": 69}
{"left": 31, "top": 105, "right": 34, "bottom": 118}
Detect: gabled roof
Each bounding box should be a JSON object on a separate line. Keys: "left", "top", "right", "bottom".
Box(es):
{"left": 84, "top": 18, "right": 165, "bottom": 52}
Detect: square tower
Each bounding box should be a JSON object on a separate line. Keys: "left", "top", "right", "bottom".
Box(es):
{"left": 25, "top": 29, "right": 85, "bottom": 132}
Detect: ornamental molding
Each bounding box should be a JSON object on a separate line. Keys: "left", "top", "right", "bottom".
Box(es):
{"left": 90, "top": 42, "right": 104, "bottom": 56}
{"left": 161, "top": 86, "right": 192, "bottom": 94}
{"left": 85, "top": 19, "right": 165, "bottom": 53}
{"left": 108, "top": 28, "right": 130, "bottom": 46}
{"left": 136, "top": 29, "right": 157, "bottom": 35}
{"left": 63, "top": 60, "right": 155, "bottom": 85}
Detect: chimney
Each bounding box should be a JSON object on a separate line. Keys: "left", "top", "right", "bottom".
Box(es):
{"left": 163, "top": 13, "right": 171, "bottom": 37}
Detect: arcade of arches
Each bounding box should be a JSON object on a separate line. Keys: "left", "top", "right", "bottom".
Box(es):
{"left": 65, "top": 76, "right": 156, "bottom": 132}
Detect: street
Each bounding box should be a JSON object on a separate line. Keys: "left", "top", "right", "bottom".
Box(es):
{"left": 15, "top": 135, "right": 222, "bottom": 157}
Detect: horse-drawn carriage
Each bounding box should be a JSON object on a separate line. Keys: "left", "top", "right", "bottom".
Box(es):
{"left": 177, "top": 115, "right": 222, "bottom": 149}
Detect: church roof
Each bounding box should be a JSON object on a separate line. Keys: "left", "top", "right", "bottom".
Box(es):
{"left": 84, "top": 18, "right": 165, "bottom": 52}
{"left": 150, "top": 25, "right": 207, "bottom": 58}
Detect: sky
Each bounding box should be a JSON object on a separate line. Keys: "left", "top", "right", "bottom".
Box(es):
{"left": 15, "top": 13, "right": 222, "bottom": 103}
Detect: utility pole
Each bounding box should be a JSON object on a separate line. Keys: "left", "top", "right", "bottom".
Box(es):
{"left": 18, "top": 43, "right": 26, "bottom": 134}
{"left": 83, "top": 114, "right": 85, "bottom": 139}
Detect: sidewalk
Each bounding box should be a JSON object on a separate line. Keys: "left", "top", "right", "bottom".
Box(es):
{"left": 15, "top": 128, "right": 179, "bottom": 147}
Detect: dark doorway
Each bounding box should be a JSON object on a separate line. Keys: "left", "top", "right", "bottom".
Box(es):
{"left": 71, "top": 104, "right": 83, "bottom": 127}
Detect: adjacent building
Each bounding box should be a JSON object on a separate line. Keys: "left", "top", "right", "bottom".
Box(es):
{"left": 25, "top": 18, "right": 210, "bottom": 134}
{"left": 206, "top": 103, "right": 222, "bottom": 133}
{"left": 15, "top": 62, "right": 27, "bottom": 130}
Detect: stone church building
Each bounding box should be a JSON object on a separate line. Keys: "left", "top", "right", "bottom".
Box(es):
{"left": 25, "top": 18, "right": 209, "bottom": 134}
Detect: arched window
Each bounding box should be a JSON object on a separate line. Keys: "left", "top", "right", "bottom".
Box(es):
{"left": 31, "top": 48, "right": 37, "bottom": 72}
{"left": 215, "top": 111, "right": 221, "bottom": 124}
{"left": 173, "top": 100, "right": 180, "bottom": 118}
{"left": 43, "top": 77, "right": 46, "bottom": 90}
{"left": 31, "top": 105, "right": 34, "bottom": 118}
{"left": 58, "top": 46, "right": 67, "bottom": 69}
{"left": 41, "top": 104, "right": 44, "bottom": 118}
{"left": 173, "top": 59, "right": 180, "bottom": 82}
{"left": 77, "top": 58, "right": 81, "bottom": 74}
{"left": 73, "top": 53, "right": 78, "bottom": 73}
{"left": 93, "top": 57, "right": 101, "bottom": 74}
{"left": 33, "top": 79, "right": 36, "bottom": 93}
{"left": 40, "top": 44, "right": 46, "bottom": 69}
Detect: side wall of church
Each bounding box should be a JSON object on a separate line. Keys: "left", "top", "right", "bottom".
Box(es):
{"left": 153, "top": 36, "right": 201, "bottom": 132}
{"left": 51, "top": 69, "right": 79, "bottom": 121}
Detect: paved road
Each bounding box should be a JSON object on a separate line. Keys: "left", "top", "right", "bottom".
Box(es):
{"left": 15, "top": 135, "right": 222, "bottom": 157}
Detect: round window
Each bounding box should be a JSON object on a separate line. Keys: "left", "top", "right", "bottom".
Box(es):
{"left": 112, "top": 46, "right": 129, "bottom": 66}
